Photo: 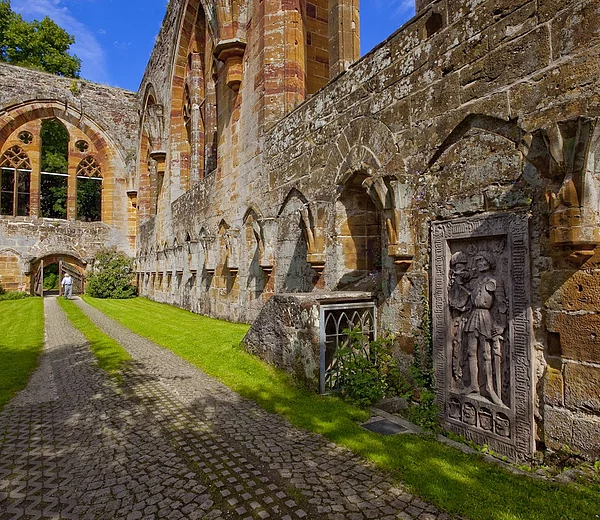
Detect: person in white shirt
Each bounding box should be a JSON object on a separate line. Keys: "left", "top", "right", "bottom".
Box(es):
{"left": 61, "top": 273, "right": 73, "bottom": 299}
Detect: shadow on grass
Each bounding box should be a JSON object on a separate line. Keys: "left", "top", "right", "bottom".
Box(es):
{"left": 82, "top": 296, "right": 600, "bottom": 520}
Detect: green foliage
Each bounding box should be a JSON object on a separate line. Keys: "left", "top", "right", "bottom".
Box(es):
{"left": 58, "top": 298, "right": 131, "bottom": 376}
{"left": 84, "top": 296, "right": 600, "bottom": 520}
{"left": 0, "top": 290, "right": 31, "bottom": 301}
{"left": 86, "top": 249, "right": 137, "bottom": 299}
{"left": 0, "top": 298, "right": 44, "bottom": 411}
{"left": 41, "top": 119, "right": 69, "bottom": 173}
{"left": 0, "top": 282, "right": 4, "bottom": 295}
{"left": 407, "top": 388, "right": 441, "bottom": 432}
{"left": 43, "top": 263, "right": 59, "bottom": 290}
{"left": 69, "top": 79, "right": 80, "bottom": 95}
{"left": 0, "top": 3, "right": 80, "bottom": 77}
{"left": 76, "top": 177, "right": 101, "bottom": 222}
{"left": 336, "top": 329, "right": 405, "bottom": 407}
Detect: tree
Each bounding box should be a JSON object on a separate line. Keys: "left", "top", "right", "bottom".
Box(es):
{"left": 0, "top": 1, "right": 81, "bottom": 77}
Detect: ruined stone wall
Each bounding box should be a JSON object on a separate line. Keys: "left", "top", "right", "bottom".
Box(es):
{"left": 0, "top": 63, "right": 138, "bottom": 163}
{"left": 261, "top": 0, "right": 600, "bottom": 458}
{"left": 0, "top": 63, "right": 139, "bottom": 291}
{"left": 136, "top": 0, "right": 600, "bottom": 459}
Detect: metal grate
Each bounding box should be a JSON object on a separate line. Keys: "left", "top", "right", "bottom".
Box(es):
{"left": 319, "top": 302, "right": 376, "bottom": 394}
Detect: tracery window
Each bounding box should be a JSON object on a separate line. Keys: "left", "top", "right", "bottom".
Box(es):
{"left": 0, "top": 146, "right": 31, "bottom": 216}
{"left": 76, "top": 156, "right": 102, "bottom": 222}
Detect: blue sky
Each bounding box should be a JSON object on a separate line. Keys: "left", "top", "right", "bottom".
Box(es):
{"left": 12, "top": 0, "right": 415, "bottom": 92}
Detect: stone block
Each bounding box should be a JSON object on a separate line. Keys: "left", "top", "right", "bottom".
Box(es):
{"left": 551, "top": 0, "right": 600, "bottom": 60}
{"left": 543, "top": 366, "right": 564, "bottom": 407}
{"left": 563, "top": 363, "right": 600, "bottom": 413}
{"left": 509, "top": 51, "right": 600, "bottom": 118}
{"left": 487, "top": 2, "right": 537, "bottom": 50}
{"left": 412, "top": 75, "right": 462, "bottom": 123}
{"left": 543, "top": 269, "right": 600, "bottom": 313}
{"left": 547, "top": 311, "right": 600, "bottom": 364}
{"left": 571, "top": 415, "right": 600, "bottom": 458}
{"left": 460, "top": 27, "right": 551, "bottom": 103}
{"left": 543, "top": 406, "right": 574, "bottom": 449}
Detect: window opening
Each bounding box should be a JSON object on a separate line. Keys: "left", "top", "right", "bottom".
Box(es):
{"left": 40, "top": 119, "right": 69, "bottom": 219}
{"left": 319, "top": 302, "right": 376, "bottom": 394}
{"left": 75, "top": 140, "right": 89, "bottom": 152}
{"left": 76, "top": 156, "right": 102, "bottom": 222}
{"left": 0, "top": 145, "right": 31, "bottom": 216}
{"left": 18, "top": 131, "right": 33, "bottom": 145}
{"left": 426, "top": 12, "right": 443, "bottom": 38}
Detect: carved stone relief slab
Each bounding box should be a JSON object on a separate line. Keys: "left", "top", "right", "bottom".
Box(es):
{"left": 432, "top": 213, "right": 533, "bottom": 460}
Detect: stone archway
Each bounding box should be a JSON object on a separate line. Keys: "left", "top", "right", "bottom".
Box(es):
{"left": 31, "top": 253, "right": 86, "bottom": 297}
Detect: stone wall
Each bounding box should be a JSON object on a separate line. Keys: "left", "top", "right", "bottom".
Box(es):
{"left": 0, "top": 63, "right": 139, "bottom": 291}
{"left": 135, "top": 0, "right": 600, "bottom": 459}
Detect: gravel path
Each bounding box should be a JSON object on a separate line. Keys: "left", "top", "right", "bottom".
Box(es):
{"left": 0, "top": 296, "right": 453, "bottom": 520}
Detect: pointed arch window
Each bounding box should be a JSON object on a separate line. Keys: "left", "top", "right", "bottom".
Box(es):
{"left": 76, "top": 156, "right": 102, "bottom": 222}
{"left": 0, "top": 146, "right": 31, "bottom": 216}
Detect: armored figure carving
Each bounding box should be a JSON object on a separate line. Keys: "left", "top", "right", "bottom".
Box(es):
{"left": 449, "top": 249, "right": 507, "bottom": 407}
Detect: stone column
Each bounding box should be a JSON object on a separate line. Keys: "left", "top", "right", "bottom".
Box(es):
{"left": 261, "top": 0, "right": 306, "bottom": 129}
{"left": 328, "top": 0, "right": 359, "bottom": 78}
{"left": 188, "top": 52, "right": 205, "bottom": 184}
{"left": 67, "top": 153, "right": 78, "bottom": 220}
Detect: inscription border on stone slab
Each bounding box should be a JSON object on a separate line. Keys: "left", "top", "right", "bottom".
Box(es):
{"left": 431, "top": 212, "right": 533, "bottom": 460}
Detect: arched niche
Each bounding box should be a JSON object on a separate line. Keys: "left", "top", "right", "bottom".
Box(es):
{"left": 276, "top": 189, "right": 315, "bottom": 293}
{"left": 334, "top": 171, "right": 383, "bottom": 291}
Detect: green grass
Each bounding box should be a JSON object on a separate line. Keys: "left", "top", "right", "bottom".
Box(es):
{"left": 84, "top": 296, "right": 600, "bottom": 520}
{"left": 58, "top": 297, "right": 131, "bottom": 375}
{"left": 0, "top": 298, "right": 45, "bottom": 410}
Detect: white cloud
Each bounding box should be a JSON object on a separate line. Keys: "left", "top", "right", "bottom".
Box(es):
{"left": 372, "top": 0, "right": 415, "bottom": 19}
{"left": 11, "top": 0, "right": 110, "bottom": 84}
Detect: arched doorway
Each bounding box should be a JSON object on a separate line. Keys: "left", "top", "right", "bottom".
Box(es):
{"left": 31, "top": 254, "right": 86, "bottom": 297}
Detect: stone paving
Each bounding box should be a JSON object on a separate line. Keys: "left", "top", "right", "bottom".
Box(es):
{"left": 0, "top": 297, "right": 455, "bottom": 520}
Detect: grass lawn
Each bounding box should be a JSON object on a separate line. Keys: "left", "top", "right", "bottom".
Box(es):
{"left": 0, "top": 298, "right": 45, "bottom": 411}
{"left": 58, "top": 297, "right": 131, "bottom": 375}
{"left": 84, "top": 296, "right": 600, "bottom": 520}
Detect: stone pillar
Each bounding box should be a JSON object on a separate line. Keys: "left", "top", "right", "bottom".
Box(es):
{"left": 188, "top": 52, "right": 205, "bottom": 184}
{"left": 28, "top": 121, "right": 42, "bottom": 218}
{"left": 262, "top": 0, "right": 306, "bottom": 129}
{"left": 67, "top": 153, "right": 78, "bottom": 220}
{"left": 328, "top": 0, "right": 359, "bottom": 78}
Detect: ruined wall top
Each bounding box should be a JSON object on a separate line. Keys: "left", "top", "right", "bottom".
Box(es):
{"left": 0, "top": 62, "right": 138, "bottom": 170}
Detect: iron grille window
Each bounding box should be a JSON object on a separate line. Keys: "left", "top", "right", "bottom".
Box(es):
{"left": 320, "top": 302, "right": 376, "bottom": 394}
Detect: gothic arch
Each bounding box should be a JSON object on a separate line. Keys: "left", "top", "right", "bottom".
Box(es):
{"left": 0, "top": 100, "right": 127, "bottom": 171}
{"left": 330, "top": 117, "right": 398, "bottom": 186}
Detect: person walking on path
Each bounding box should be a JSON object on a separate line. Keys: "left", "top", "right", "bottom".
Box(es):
{"left": 61, "top": 272, "right": 73, "bottom": 299}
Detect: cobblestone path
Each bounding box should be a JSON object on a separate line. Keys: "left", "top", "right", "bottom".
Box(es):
{"left": 0, "top": 297, "right": 453, "bottom": 520}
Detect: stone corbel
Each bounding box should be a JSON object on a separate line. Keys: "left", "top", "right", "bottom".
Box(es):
{"left": 523, "top": 118, "right": 600, "bottom": 259}
{"left": 299, "top": 204, "right": 326, "bottom": 274}
{"left": 363, "top": 176, "right": 415, "bottom": 268}
{"left": 200, "top": 236, "right": 218, "bottom": 274}
{"left": 214, "top": 39, "right": 246, "bottom": 91}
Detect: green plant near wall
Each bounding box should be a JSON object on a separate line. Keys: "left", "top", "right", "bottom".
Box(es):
{"left": 86, "top": 249, "right": 137, "bottom": 299}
